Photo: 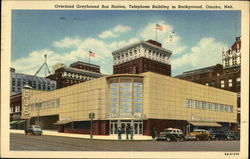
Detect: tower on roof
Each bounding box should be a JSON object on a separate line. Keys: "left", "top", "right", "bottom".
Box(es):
{"left": 112, "top": 40, "right": 172, "bottom": 76}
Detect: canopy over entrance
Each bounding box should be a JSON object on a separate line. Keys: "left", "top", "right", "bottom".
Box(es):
{"left": 53, "top": 120, "right": 72, "bottom": 125}
{"left": 189, "top": 121, "right": 222, "bottom": 127}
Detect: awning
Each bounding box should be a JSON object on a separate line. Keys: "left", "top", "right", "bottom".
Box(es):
{"left": 189, "top": 121, "right": 222, "bottom": 127}
{"left": 53, "top": 120, "right": 72, "bottom": 125}
{"left": 10, "top": 120, "right": 18, "bottom": 125}
{"left": 16, "top": 120, "right": 26, "bottom": 124}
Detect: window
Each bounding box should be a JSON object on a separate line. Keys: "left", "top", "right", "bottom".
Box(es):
{"left": 219, "top": 104, "right": 223, "bottom": 112}
{"left": 194, "top": 100, "right": 199, "bottom": 109}
{"left": 236, "top": 77, "right": 240, "bottom": 86}
{"left": 228, "top": 79, "right": 233, "bottom": 87}
{"left": 211, "top": 81, "right": 216, "bottom": 87}
{"left": 213, "top": 103, "right": 218, "bottom": 111}
{"left": 220, "top": 80, "right": 225, "bottom": 88}
{"left": 229, "top": 105, "right": 233, "bottom": 113}
{"left": 12, "top": 78, "right": 16, "bottom": 86}
{"left": 202, "top": 102, "right": 206, "bottom": 109}
{"left": 225, "top": 59, "right": 229, "bottom": 67}
{"left": 224, "top": 105, "right": 228, "bottom": 112}
{"left": 186, "top": 99, "right": 192, "bottom": 108}
{"left": 207, "top": 103, "right": 211, "bottom": 110}
{"left": 232, "top": 57, "right": 237, "bottom": 65}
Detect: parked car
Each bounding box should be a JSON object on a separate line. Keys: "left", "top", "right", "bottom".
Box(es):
{"left": 226, "top": 131, "right": 240, "bottom": 140}
{"left": 186, "top": 129, "right": 212, "bottom": 141}
{"left": 210, "top": 130, "right": 227, "bottom": 140}
{"left": 157, "top": 128, "right": 185, "bottom": 142}
{"left": 25, "top": 125, "right": 42, "bottom": 135}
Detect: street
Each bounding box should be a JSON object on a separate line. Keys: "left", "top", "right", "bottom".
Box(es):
{"left": 10, "top": 133, "right": 240, "bottom": 151}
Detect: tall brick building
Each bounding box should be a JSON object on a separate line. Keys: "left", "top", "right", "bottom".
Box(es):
{"left": 112, "top": 40, "right": 172, "bottom": 76}
{"left": 47, "top": 61, "right": 104, "bottom": 89}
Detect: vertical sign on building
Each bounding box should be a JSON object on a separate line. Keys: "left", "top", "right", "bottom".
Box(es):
{"left": 21, "top": 89, "right": 31, "bottom": 119}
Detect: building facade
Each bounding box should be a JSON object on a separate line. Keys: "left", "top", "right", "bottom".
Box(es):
{"left": 112, "top": 40, "right": 172, "bottom": 76}
{"left": 21, "top": 72, "right": 237, "bottom": 136}
{"left": 222, "top": 37, "right": 241, "bottom": 69}
{"left": 47, "top": 61, "right": 103, "bottom": 89}
{"left": 10, "top": 68, "right": 57, "bottom": 95}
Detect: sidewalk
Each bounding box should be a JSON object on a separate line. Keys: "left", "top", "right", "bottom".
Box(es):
{"left": 10, "top": 129, "right": 153, "bottom": 141}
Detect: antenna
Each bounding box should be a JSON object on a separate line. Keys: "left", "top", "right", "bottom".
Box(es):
{"left": 34, "top": 54, "right": 51, "bottom": 77}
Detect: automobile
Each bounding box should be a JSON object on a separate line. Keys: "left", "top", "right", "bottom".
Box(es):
{"left": 156, "top": 128, "right": 185, "bottom": 142}
{"left": 186, "top": 129, "right": 212, "bottom": 141}
{"left": 226, "top": 131, "right": 240, "bottom": 140}
{"left": 25, "top": 125, "right": 42, "bottom": 135}
{"left": 210, "top": 130, "right": 227, "bottom": 140}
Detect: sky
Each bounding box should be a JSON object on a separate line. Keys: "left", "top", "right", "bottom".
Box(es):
{"left": 11, "top": 10, "right": 241, "bottom": 76}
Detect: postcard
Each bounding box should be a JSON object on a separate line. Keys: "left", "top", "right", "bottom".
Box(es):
{"left": 1, "top": 0, "right": 249, "bottom": 158}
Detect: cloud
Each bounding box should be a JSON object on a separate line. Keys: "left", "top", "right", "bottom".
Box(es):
{"left": 172, "top": 37, "right": 228, "bottom": 76}
{"left": 98, "top": 31, "right": 118, "bottom": 39}
{"left": 98, "top": 25, "right": 131, "bottom": 39}
{"left": 53, "top": 37, "right": 81, "bottom": 48}
{"left": 139, "top": 20, "right": 187, "bottom": 55}
{"left": 113, "top": 25, "right": 131, "bottom": 33}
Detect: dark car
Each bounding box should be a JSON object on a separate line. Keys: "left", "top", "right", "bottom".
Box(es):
{"left": 210, "top": 130, "right": 227, "bottom": 140}
{"left": 157, "top": 128, "right": 185, "bottom": 142}
{"left": 25, "top": 125, "right": 42, "bottom": 135}
{"left": 226, "top": 131, "right": 240, "bottom": 140}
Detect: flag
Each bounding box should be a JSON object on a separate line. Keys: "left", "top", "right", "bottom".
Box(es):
{"left": 89, "top": 51, "right": 95, "bottom": 57}
{"left": 156, "top": 24, "right": 163, "bottom": 31}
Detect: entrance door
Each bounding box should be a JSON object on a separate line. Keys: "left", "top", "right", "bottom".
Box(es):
{"left": 120, "top": 121, "right": 131, "bottom": 134}
{"left": 110, "top": 122, "right": 118, "bottom": 134}
{"left": 133, "top": 121, "right": 143, "bottom": 135}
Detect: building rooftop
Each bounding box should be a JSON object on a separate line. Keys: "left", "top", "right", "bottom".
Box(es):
{"left": 175, "top": 64, "right": 222, "bottom": 78}
{"left": 59, "top": 66, "right": 104, "bottom": 77}
{"left": 11, "top": 72, "right": 56, "bottom": 83}
{"left": 70, "top": 61, "right": 100, "bottom": 68}
{"left": 112, "top": 40, "right": 172, "bottom": 56}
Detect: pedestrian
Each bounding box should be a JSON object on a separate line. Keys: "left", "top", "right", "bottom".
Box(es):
{"left": 130, "top": 126, "right": 134, "bottom": 140}
{"left": 125, "top": 125, "right": 130, "bottom": 140}
{"left": 152, "top": 128, "right": 157, "bottom": 141}
{"left": 117, "top": 127, "right": 122, "bottom": 140}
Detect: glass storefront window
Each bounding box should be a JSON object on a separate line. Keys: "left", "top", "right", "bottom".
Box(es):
{"left": 109, "top": 77, "right": 143, "bottom": 117}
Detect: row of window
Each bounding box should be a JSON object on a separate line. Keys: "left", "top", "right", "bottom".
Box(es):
{"left": 205, "top": 77, "right": 240, "bottom": 88}
{"left": 224, "top": 57, "right": 240, "bottom": 67}
{"left": 10, "top": 105, "right": 21, "bottom": 113}
{"left": 31, "top": 99, "right": 60, "bottom": 111}
{"left": 11, "top": 78, "right": 56, "bottom": 92}
{"left": 114, "top": 54, "right": 169, "bottom": 65}
{"left": 186, "top": 99, "right": 233, "bottom": 113}
{"left": 62, "top": 72, "right": 97, "bottom": 80}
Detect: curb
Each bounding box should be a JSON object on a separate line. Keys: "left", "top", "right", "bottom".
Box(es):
{"left": 10, "top": 131, "right": 153, "bottom": 141}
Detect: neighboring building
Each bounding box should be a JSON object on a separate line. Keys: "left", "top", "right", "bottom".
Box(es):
{"left": 175, "top": 64, "right": 240, "bottom": 93}
{"left": 10, "top": 68, "right": 57, "bottom": 95}
{"left": 222, "top": 37, "right": 241, "bottom": 70}
{"left": 52, "top": 63, "right": 66, "bottom": 74}
{"left": 10, "top": 93, "right": 26, "bottom": 129}
{"left": 47, "top": 61, "right": 103, "bottom": 89}
{"left": 21, "top": 72, "right": 237, "bottom": 136}
{"left": 175, "top": 37, "right": 241, "bottom": 131}
{"left": 112, "top": 40, "right": 172, "bottom": 76}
